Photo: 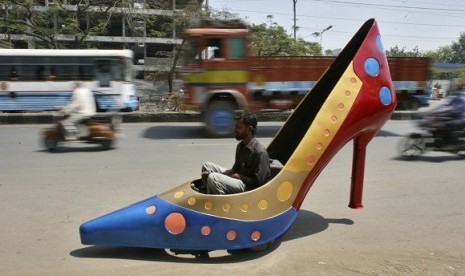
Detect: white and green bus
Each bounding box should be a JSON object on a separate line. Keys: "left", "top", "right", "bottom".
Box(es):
{"left": 0, "top": 49, "right": 138, "bottom": 112}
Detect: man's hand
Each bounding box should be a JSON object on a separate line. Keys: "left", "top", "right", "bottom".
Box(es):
{"left": 230, "top": 173, "right": 241, "bottom": 180}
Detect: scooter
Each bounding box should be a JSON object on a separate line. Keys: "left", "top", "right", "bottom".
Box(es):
{"left": 42, "top": 111, "right": 121, "bottom": 152}
{"left": 398, "top": 114, "right": 465, "bottom": 159}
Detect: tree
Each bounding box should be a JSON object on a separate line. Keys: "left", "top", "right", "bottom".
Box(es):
{"left": 250, "top": 16, "right": 320, "bottom": 56}
{"left": 424, "top": 46, "right": 454, "bottom": 63}
{"left": 385, "top": 45, "right": 422, "bottom": 57}
{"left": 0, "top": 0, "right": 121, "bottom": 49}
{"left": 450, "top": 32, "right": 465, "bottom": 64}
{"left": 146, "top": 0, "right": 206, "bottom": 92}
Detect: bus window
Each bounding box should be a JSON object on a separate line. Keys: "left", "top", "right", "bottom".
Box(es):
{"left": 0, "top": 65, "right": 13, "bottom": 81}
{"left": 79, "top": 65, "right": 94, "bottom": 80}
{"left": 48, "top": 67, "right": 57, "bottom": 81}
{"left": 113, "top": 59, "right": 124, "bottom": 81}
{"left": 18, "top": 64, "right": 36, "bottom": 81}
{"left": 95, "top": 60, "right": 112, "bottom": 87}
{"left": 124, "top": 58, "right": 134, "bottom": 82}
{"left": 229, "top": 38, "right": 245, "bottom": 59}
{"left": 36, "top": 66, "right": 45, "bottom": 80}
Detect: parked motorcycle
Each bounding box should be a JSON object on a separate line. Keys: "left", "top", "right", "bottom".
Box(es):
{"left": 398, "top": 114, "right": 465, "bottom": 159}
{"left": 42, "top": 111, "right": 121, "bottom": 152}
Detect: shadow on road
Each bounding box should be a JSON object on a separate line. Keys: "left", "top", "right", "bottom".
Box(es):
{"left": 376, "top": 129, "right": 401, "bottom": 137}
{"left": 37, "top": 146, "right": 115, "bottom": 153}
{"left": 142, "top": 124, "right": 283, "bottom": 140}
{"left": 70, "top": 210, "right": 353, "bottom": 263}
{"left": 142, "top": 124, "right": 399, "bottom": 140}
{"left": 393, "top": 154, "right": 464, "bottom": 163}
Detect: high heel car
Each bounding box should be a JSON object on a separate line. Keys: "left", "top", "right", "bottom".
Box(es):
{"left": 79, "top": 18, "right": 397, "bottom": 252}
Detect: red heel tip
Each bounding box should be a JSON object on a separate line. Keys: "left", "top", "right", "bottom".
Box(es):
{"left": 348, "top": 203, "right": 364, "bottom": 209}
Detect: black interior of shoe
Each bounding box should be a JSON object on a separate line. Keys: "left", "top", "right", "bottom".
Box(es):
{"left": 266, "top": 19, "right": 375, "bottom": 165}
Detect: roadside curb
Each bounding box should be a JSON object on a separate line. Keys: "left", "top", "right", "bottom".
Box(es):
{"left": 0, "top": 110, "right": 415, "bottom": 125}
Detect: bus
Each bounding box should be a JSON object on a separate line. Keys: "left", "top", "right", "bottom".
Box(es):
{"left": 0, "top": 49, "right": 138, "bottom": 112}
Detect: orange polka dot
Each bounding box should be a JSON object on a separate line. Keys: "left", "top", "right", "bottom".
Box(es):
{"left": 165, "top": 212, "right": 186, "bottom": 235}
{"left": 187, "top": 197, "right": 196, "bottom": 205}
{"left": 205, "top": 201, "right": 213, "bottom": 210}
{"left": 145, "top": 205, "right": 156, "bottom": 215}
{"left": 251, "top": 231, "right": 261, "bottom": 241}
{"left": 222, "top": 203, "right": 231, "bottom": 212}
{"left": 226, "top": 230, "right": 237, "bottom": 240}
{"left": 258, "top": 199, "right": 268, "bottom": 210}
{"left": 174, "top": 191, "right": 184, "bottom": 199}
{"left": 307, "top": 155, "right": 316, "bottom": 166}
{"left": 201, "top": 225, "right": 211, "bottom": 236}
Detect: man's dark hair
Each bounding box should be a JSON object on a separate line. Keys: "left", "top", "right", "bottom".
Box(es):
{"left": 238, "top": 112, "right": 257, "bottom": 133}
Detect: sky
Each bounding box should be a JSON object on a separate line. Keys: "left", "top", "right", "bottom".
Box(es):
{"left": 207, "top": 0, "right": 465, "bottom": 52}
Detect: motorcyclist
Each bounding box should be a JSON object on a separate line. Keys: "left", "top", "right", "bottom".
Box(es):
{"left": 60, "top": 82, "right": 96, "bottom": 140}
{"left": 427, "top": 88, "right": 465, "bottom": 148}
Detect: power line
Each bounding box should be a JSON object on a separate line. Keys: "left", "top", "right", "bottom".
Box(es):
{"left": 309, "top": 0, "right": 465, "bottom": 13}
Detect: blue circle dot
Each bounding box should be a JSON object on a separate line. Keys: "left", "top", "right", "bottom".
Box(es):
{"left": 364, "top": 58, "right": 380, "bottom": 76}
{"left": 376, "top": 35, "right": 384, "bottom": 52}
{"left": 379, "top": 86, "right": 392, "bottom": 105}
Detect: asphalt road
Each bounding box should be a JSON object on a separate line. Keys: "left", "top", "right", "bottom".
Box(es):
{"left": 1, "top": 121, "right": 464, "bottom": 275}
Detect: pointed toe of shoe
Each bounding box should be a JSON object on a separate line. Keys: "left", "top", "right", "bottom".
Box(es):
{"left": 80, "top": 196, "right": 187, "bottom": 249}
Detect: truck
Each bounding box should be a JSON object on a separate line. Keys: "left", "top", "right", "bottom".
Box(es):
{"left": 179, "top": 20, "right": 431, "bottom": 137}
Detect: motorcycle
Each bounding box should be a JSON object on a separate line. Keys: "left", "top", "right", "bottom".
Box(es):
{"left": 398, "top": 113, "right": 465, "bottom": 159}
{"left": 42, "top": 111, "right": 121, "bottom": 152}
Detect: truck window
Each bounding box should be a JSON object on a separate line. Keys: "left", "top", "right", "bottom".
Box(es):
{"left": 229, "top": 38, "right": 245, "bottom": 59}
{"left": 206, "top": 38, "right": 222, "bottom": 59}
{"left": 184, "top": 39, "right": 201, "bottom": 65}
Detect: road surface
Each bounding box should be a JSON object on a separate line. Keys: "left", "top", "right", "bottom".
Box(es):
{"left": 1, "top": 121, "right": 464, "bottom": 275}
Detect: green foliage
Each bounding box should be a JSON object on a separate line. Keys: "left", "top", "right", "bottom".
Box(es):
{"left": 385, "top": 45, "right": 422, "bottom": 57}
{"left": 424, "top": 46, "right": 454, "bottom": 63}
{"left": 387, "top": 32, "right": 465, "bottom": 65}
{"left": 450, "top": 32, "right": 465, "bottom": 64}
{"left": 250, "top": 16, "right": 321, "bottom": 56}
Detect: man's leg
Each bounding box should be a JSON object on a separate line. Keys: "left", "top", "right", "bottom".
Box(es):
{"left": 202, "top": 161, "right": 226, "bottom": 174}
{"left": 207, "top": 172, "right": 247, "bottom": 195}
{"left": 201, "top": 161, "right": 226, "bottom": 190}
{"left": 62, "top": 114, "right": 82, "bottom": 140}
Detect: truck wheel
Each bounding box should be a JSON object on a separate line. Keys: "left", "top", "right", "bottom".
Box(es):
{"left": 204, "top": 101, "right": 235, "bottom": 137}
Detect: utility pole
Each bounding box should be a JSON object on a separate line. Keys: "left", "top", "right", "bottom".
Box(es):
{"left": 293, "top": 0, "right": 298, "bottom": 40}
